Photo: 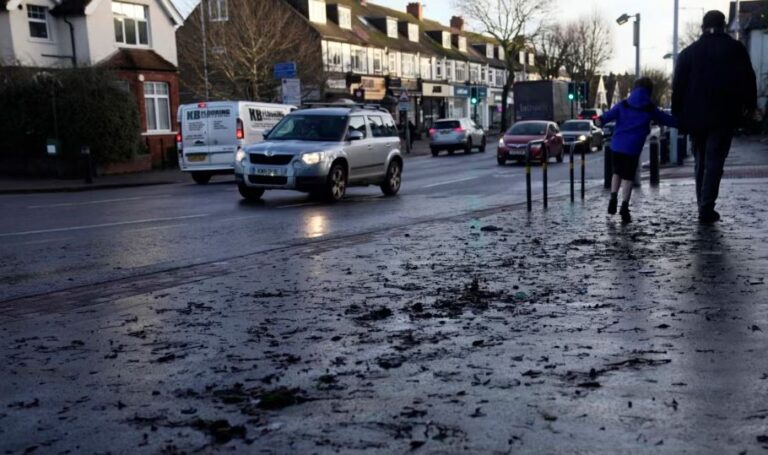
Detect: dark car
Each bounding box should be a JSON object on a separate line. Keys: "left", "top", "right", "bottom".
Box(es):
{"left": 561, "top": 120, "right": 604, "bottom": 153}
{"left": 497, "top": 120, "right": 564, "bottom": 165}
{"left": 578, "top": 108, "right": 603, "bottom": 121}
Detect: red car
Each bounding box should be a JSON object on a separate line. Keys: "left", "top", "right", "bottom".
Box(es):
{"left": 497, "top": 121, "right": 564, "bottom": 165}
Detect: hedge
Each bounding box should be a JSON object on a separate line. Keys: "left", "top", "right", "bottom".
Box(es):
{"left": 0, "top": 66, "right": 141, "bottom": 167}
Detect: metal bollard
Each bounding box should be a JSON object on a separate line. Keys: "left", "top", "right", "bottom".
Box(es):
{"left": 81, "top": 145, "right": 93, "bottom": 184}
{"left": 569, "top": 143, "right": 575, "bottom": 203}
{"left": 541, "top": 143, "right": 548, "bottom": 209}
{"left": 660, "top": 136, "right": 670, "bottom": 164}
{"left": 581, "top": 143, "right": 586, "bottom": 200}
{"left": 676, "top": 134, "right": 687, "bottom": 165}
{"left": 525, "top": 145, "right": 532, "bottom": 212}
{"left": 650, "top": 139, "right": 660, "bottom": 186}
{"left": 604, "top": 144, "right": 613, "bottom": 189}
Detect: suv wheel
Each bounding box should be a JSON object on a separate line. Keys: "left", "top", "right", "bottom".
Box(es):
{"left": 497, "top": 157, "right": 506, "bottom": 166}
{"left": 380, "top": 160, "right": 402, "bottom": 196}
{"left": 431, "top": 148, "right": 439, "bottom": 157}
{"left": 464, "top": 138, "right": 472, "bottom": 154}
{"left": 192, "top": 171, "right": 212, "bottom": 185}
{"left": 237, "top": 183, "right": 265, "bottom": 201}
{"left": 324, "top": 163, "right": 347, "bottom": 202}
{"left": 479, "top": 136, "right": 486, "bottom": 152}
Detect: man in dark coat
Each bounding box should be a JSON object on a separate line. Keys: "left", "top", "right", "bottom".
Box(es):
{"left": 672, "top": 10, "right": 757, "bottom": 223}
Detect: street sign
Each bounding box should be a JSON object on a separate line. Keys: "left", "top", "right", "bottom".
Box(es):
{"left": 476, "top": 87, "right": 488, "bottom": 99}
{"left": 273, "top": 62, "right": 297, "bottom": 79}
{"left": 281, "top": 78, "right": 301, "bottom": 106}
{"left": 399, "top": 92, "right": 409, "bottom": 102}
{"left": 399, "top": 101, "right": 410, "bottom": 111}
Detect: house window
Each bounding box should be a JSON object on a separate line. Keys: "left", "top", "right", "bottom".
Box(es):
{"left": 441, "top": 32, "right": 450, "bottom": 49}
{"left": 373, "top": 50, "right": 383, "bottom": 74}
{"left": 113, "top": 2, "right": 149, "bottom": 46}
{"left": 455, "top": 62, "right": 466, "bottom": 82}
{"left": 497, "top": 46, "right": 505, "bottom": 60}
{"left": 458, "top": 36, "right": 467, "bottom": 52}
{"left": 325, "top": 41, "right": 343, "bottom": 71}
{"left": 407, "top": 23, "right": 418, "bottom": 42}
{"left": 338, "top": 6, "right": 351, "bottom": 29}
{"left": 308, "top": 0, "right": 326, "bottom": 24}
{"left": 486, "top": 44, "right": 494, "bottom": 59}
{"left": 209, "top": 0, "right": 228, "bottom": 21}
{"left": 351, "top": 47, "right": 366, "bottom": 73}
{"left": 420, "top": 57, "right": 431, "bottom": 80}
{"left": 388, "top": 51, "right": 398, "bottom": 76}
{"left": 446, "top": 60, "right": 454, "bottom": 81}
{"left": 27, "top": 5, "right": 50, "bottom": 40}
{"left": 386, "top": 17, "right": 397, "bottom": 38}
{"left": 435, "top": 59, "right": 443, "bottom": 79}
{"left": 401, "top": 53, "right": 414, "bottom": 77}
{"left": 144, "top": 82, "right": 171, "bottom": 132}
{"left": 480, "top": 66, "right": 486, "bottom": 83}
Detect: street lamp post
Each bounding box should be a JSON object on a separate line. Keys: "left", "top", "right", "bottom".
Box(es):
{"left": 617, "top": 13, "right": 641, "bottom": 80}
{"left": 670, "top": 0, "right": 680, "bottom": 164}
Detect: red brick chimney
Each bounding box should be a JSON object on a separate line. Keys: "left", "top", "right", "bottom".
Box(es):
{"left": 450, "top": 16, "right": 464, "bottom": 31}
{"left": 406, "top": 2, "right": 423, "bottom": 20}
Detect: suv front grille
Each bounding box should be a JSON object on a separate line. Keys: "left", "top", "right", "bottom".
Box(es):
{"left": 248, "top": 175, "right": 288, "bottom": 185}
{"left": 249, "top": 153, "right": 293, "bottom": 165}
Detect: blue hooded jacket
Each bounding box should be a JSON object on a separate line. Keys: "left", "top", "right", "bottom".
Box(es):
{"left": 599, "top": 87, "right": 678, "bottom": 157}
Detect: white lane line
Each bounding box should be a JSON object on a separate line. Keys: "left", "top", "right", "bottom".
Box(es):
{"left": 421, "top": 176, "right": 481, "bottom": 189}
{"left": 0, "top": 214, "right": 208, "bottom": 238}
{"left": 28, "top": 195, "right": 163, "bottom": 209}
{"left": 16, "top": 237, "right": 74, "bottom": 246}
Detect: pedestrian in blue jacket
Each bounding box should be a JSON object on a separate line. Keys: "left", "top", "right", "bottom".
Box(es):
{"left": 597, "top": 78, "right": 677, "bottom": 223}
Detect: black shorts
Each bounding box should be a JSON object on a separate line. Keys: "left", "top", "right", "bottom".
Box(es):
{"left": 612, "top": 152, "right": 640, "bottom": 181}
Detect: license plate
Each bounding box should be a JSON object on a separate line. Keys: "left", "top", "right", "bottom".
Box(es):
{"left": 187, "top": 154, "right": 206, "bottom": 162}
{"left": 251, "top": 167, "right": 287, "bottom": 176}
{"left": 439, "top": 130, "right": 452, "bottom": 135}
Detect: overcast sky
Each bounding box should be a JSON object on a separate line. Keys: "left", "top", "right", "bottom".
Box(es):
{"left": 376, "top": 0, "right": 733, "bottom": 74}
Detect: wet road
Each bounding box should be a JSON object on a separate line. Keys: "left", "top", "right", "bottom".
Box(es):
{"left": 0, "top": 149, "right": 608, "bottom": 302}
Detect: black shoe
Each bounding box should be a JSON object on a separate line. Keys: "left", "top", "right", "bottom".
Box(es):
{"left": 619, "top": 203, "right": 631, "bottom": 224}
{"left": 699, "top": 210, "right": 721, "bottom": 223}
{"left": 608, "top": 197, "right": 617, "bottom": 215}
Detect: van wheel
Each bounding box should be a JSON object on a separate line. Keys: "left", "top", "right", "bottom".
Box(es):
{"left": 191, "top": 172, "right": 212, "bottom": 185}
{"left": 380, "top": 160, "right": 402, "bottom": 196}
{"left": 238, "top": 184, "right": 265, "bottom": 201}
{"left": 324, "top": 163, "right": 347, "bottom": 202}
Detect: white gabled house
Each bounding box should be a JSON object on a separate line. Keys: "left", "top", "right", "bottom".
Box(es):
{"left": 1, "top": 0, "right": 185, "bottom": 167}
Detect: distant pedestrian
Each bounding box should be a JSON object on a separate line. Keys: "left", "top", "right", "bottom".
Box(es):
{"left": 408, "top": 120, "right": 416, "bottom": 147}
{"left": 672, "top": 10, "right": 758, "bottom": 223}
{"left": 597, "top": 77, "right": 677, "bottom": 223}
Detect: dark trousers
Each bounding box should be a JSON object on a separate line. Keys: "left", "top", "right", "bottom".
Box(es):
{"left": 691, "top": 128, "right": 733, "bottom": 215}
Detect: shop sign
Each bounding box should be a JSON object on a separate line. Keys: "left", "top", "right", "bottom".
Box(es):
{"left": 350, "top": 76, "right": 386, "bottom": 100}
{"left": 454, "top": 85, "right": 470, "bottom": 97}
{"left": 422, "top": 83, "right": 454, "bottom": 97}
{"left": 326, "top": 79, "right": 347, "bottom": 91}
{"left": 387, "top": 77, "right": 402, "bottom": 88}
{"left": 401, "top": 78, "right": 419, "bottom": 91}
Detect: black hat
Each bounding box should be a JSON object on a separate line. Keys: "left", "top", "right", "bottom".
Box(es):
{"left": 702, "top": 10, "right": 726, "bottom": 29}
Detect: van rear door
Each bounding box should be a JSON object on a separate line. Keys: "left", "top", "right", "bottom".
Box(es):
{"left": 180, "top": 104, "right": 210, "bottom": 165}
{"left": 205, "top": 102, "right": 238, "bottom": 168}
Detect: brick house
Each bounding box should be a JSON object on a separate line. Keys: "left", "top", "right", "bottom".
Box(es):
{"left": 0, "top": 0, "right": 185, "bottom": 168}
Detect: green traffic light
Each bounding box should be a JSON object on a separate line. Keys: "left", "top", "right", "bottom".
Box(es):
{"left": 568, "top": 93, "right": 575, "bottom": 101}
{"left": 471, "top": 97, "right": 478, "bottom": 105}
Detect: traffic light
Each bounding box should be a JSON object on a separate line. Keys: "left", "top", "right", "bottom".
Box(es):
{"left": 470, "top": 86, "right": 478, "bottom": 105}
{"left": 567, "top": 81, "right": 576, "bottom": 101}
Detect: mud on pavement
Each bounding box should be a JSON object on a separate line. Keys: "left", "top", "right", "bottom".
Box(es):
{"left": 2, "top": 180, "right": 768, "bottom": 454}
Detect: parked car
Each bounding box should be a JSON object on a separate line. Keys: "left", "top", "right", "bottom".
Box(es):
{"left": 578, "top": 108, "right": 603, "bottom": 121}
{"left": 177, "top": 101, "right": 296, "bottom": 184}
{"left": 233, "top": 106, "right": 403, "bottom": 202}
{"left": 428, "top": 118, "right": 486, "bottom": 156}
{"left": 561, "top": 120, "right": 604, "bottom": 153}
{"left": 497, "top": 120, "right": 564, "bottom": 165}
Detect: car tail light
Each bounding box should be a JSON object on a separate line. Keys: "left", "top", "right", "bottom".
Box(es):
{"left": 454, "top": 127, "right": 465, "bottom": 133}
{"left": 236, "top": 118, "right": 244, "bottom": 140}
{"left": 428, "top": 128, "right": 436, "bottom": 136}
{"left": 175, "top": 122, "right": 182, "bottom": 143}
{"left": 591, "top": 115, "right": 598, "bottom": 120}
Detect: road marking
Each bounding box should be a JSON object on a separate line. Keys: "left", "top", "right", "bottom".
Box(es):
{"left": 16, "top": 237, "right": 73, "bottom": 246}
{"left": 0, "top": 214, "right": 208, "bottom": 238}
{"left": 422, "top": 176, "right": 481, "bottom": 189}
{"left": 27, "top": 196, "right": 164, "bottom": 209}
{"left": 277, "top": 202, "right": 316, "bottom": 209}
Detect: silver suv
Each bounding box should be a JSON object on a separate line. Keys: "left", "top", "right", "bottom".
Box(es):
{"left": 234, "top": 106, "right": 403, "bottom": 202}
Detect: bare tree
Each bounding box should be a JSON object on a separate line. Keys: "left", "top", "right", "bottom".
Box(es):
{"left": 679, "top": 21, "right": 700, "bottom": 49}
{"left": 566, "top": 12, "right": 612, "bottom": 83}
{"left": 533, "top": 24, "right": 571, "bottom": 80}
{"left": 177, "top": 0, "right": 325, "bottom": 102}
{"left": 455, "top": 0, "right": 552, "bottom": 129}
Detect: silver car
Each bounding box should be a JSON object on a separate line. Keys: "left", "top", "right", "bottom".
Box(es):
{"left": 234, "top": 106, "right": 403, "bottom": 202}
{"left": 428, "top": 118, "right": 486, "bottom": 156}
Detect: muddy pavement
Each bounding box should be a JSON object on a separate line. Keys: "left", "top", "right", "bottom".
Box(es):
{"left": 3, "top": 179, "right": 768, "bottom": 454}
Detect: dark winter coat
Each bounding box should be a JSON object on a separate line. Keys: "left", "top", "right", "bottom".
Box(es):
{"left": 599, "top": 87, "right": 677, "bottom": 157}
{"left": 672, "top": 31, "right": 757, "bottom": 132}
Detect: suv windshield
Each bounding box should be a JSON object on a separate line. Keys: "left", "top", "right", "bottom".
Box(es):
{"left": 267, "top": 115, "right": 348, "bottom": 141}
{"left": 562, "top": 121, "right": 591, "bottom": 132}
{"left": 507, "top": 123, "right": 547, "bottom": 135}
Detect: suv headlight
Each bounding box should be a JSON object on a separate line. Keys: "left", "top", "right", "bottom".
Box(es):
{"left": 578, "top": 135, "right": 587, "bottom": 142}
{"left": 235, "top": 149, "right": 247, "bottom": 165}
{"left": 301, "top": 152, "right": 323, "bottom": 165}
{"left": 498, "top": 138, "right": 505, "bottom": 147}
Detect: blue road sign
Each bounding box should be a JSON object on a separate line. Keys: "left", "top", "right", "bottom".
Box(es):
{"left": 273, "top": 62, "right": 297, "bottom": 79}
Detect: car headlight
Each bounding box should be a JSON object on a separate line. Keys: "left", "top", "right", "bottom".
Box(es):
{"left": 498, "top": 138, "right": 505, "bottom": 147}
{"left": 301, "top": 152, "right": 323, "bottom": 165}
{"left": 578, "top": 135, "right": 587, "bottom": 142}
{"left": 235, "top": 149, "right": 247, "bottom": 165}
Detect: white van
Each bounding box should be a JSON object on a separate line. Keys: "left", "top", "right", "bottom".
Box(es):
{"left": 177, "top": 101, "right": 295, "bottom": 184}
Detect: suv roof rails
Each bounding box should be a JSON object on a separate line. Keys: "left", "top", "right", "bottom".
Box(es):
{"left": 299, "top": 100, "right": 391, "bottom": 114}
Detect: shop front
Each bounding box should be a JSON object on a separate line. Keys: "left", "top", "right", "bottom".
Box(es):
{"left": 324, "top": 77, "right": 349, "bottom": 101}
{"left": 450, "top": 85, "right": 470, "bottom": 120}
{"left": 350, "top": 76, "right": 387, "bottom": 102}
{"left": 420, "top": 81, "right": 453, "bottom": 130}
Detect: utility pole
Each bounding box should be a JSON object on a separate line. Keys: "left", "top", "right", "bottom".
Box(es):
{"left": 670, "top": 0, "right": 680, "bottom": 164}
{"left": 200, "top": 0, "right": 210, "bottom": 101}
{"left": 634, "top": 14, "right": 641, "bottom": 80}
{"left": 734, "top": 0, "right": 742, "bottom": 40}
